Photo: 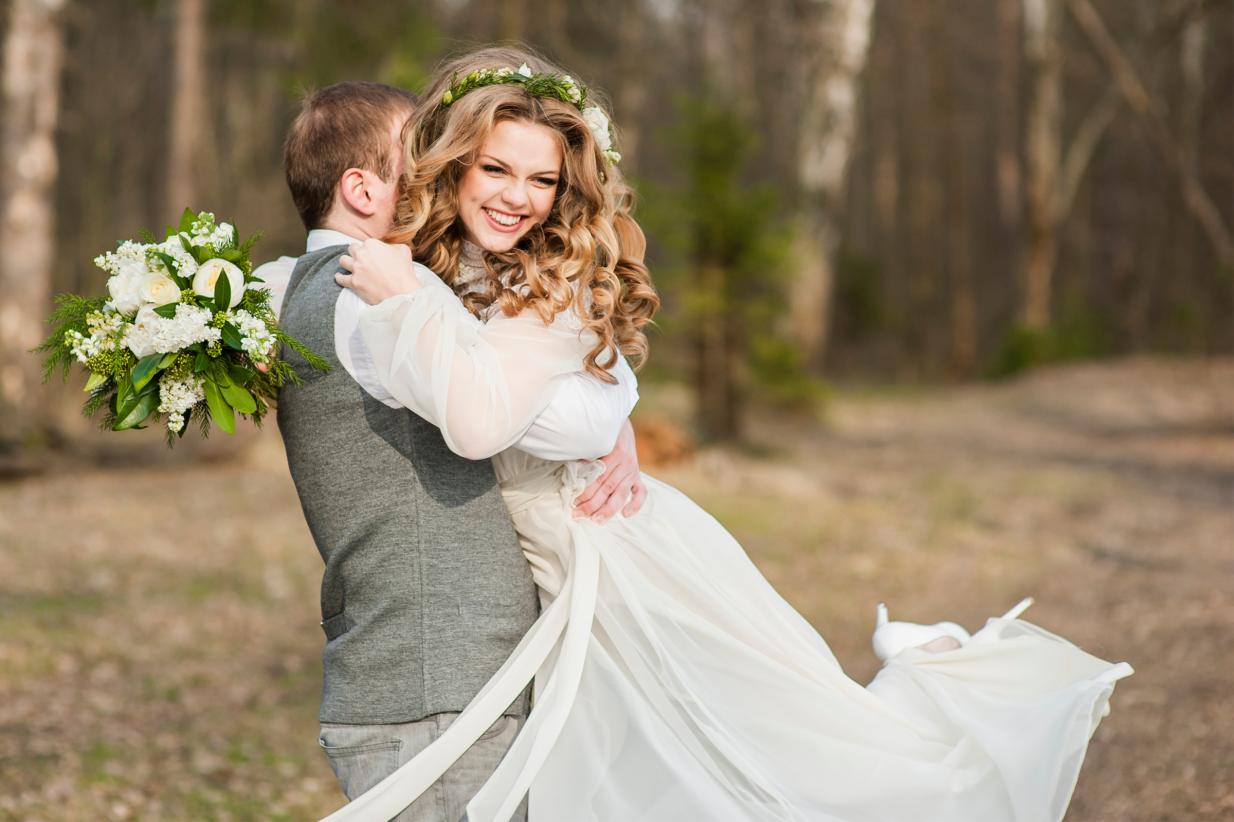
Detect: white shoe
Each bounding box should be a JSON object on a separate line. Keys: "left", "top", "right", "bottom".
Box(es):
{"left": 872, "top": 603, "right": 971, "bottom": 662}
{"left": 872, "top": 597, "right": 1035, "bottom": 662}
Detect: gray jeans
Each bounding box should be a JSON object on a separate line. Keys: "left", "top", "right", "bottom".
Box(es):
{"left": 319, "top": 713, "right": 527, "bottom": 822}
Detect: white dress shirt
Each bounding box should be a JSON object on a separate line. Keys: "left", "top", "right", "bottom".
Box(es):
{"left": 253, "top": 230, "right": 637, "bottom": 461}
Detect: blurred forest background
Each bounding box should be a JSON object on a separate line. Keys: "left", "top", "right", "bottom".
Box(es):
{"left": 1, "top": 0, "right": 1232, "bottom": 443}
{"left": 2, "top": 0, "right": 1233, "bottom": 820}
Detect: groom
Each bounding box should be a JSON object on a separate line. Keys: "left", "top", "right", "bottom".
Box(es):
{"left": 260, "top": 82, "right": 645, "bottom": 821}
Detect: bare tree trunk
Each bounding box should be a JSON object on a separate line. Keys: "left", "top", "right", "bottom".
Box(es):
{"left": 0, "top": 0, "right": 66, "bottom": 442}
{"left": 166, "top": 0, "right": 206, "bottom": 212}
{"left": 694, "top": 263, "right": 740, "bottom": 441}
{"left": 932, "top": 0, "right": 976, "bottom": 377}
{"left": 1021, "top": 0, "right": 1063, "bottom": 331}
{"left": 1067, "top": 0, "right": 1234, "bottom": 267}
{"left": 995, "top": 0, "right": 1023, "bottom": 239}
{"left": 614, "top": 1, "right": 648, "bottom": 158}
{"left": 792, "top": 0, "right": 877, "bottom": 371}
{"left": 500, "top": 0, "right": 526, "bottom": 42}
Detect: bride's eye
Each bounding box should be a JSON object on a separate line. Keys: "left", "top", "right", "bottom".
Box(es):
{"left": 533, "top": 177, "right": 559, "bottom": 188}
{"left": 482, "top": 164, "right": 505, "bottom": 175}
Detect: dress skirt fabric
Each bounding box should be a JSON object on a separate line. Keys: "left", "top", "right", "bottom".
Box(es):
{"left": 322, "top": 454, "right": 1131, "bottom": 822}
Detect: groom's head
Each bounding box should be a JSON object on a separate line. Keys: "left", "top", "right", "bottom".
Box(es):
{"left": 284, "top": 81, "right": 418, "bottom": 237}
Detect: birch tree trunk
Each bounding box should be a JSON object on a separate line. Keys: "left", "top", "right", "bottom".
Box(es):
{"left": 1021, "top": 0, "right": 1063, "bottom": 331}
{"left": 0, "top": 0, "right": 66, "bottom": 441}
{"left": 166, "top": 0, "right": 206, "bottom": 213}
{"left": 792, "top": 0, "right": 876, "bottom": 372}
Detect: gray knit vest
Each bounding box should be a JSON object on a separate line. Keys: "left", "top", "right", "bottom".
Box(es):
{"left": 276, "top": 246, "right": 538, "bottom": 724}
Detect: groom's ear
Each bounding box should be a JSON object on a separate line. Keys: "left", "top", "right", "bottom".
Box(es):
{"left": 337, "top": 167, "right": 378, "bottom": 217}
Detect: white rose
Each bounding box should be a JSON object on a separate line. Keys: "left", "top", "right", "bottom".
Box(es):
{"left": 106, "top": 270, "right": 146, "bottom": 315}
{"left": 139, "top": 273, "right": 182, "bottom": 306}
{"left": 124, "top": 305, "right": 162, "bottom": 358}
{"left": 582, "top": 106, "right": 612, "bottom": 152}
{"left": 193, "top": 258, "right": 244, "bottom": 307}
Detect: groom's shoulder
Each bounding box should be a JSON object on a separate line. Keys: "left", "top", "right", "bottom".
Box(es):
{"left": 288, "top": 244, "right": 350, "bottom": 294}
{"left": 296, "top": 243, "right": 349, "bottom": 272}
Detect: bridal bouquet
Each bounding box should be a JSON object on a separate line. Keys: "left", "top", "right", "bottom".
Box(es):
{"left": 38, "top": 209, "right": 327, "bottom": 443}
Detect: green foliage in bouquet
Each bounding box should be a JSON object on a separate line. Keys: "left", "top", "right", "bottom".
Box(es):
{"left": 37, "top": 209, "right": 328, "bottom": 444}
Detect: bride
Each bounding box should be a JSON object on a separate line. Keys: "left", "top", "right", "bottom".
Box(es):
{"left": 327, "top": 47, "right": 1131, "bottom": 822}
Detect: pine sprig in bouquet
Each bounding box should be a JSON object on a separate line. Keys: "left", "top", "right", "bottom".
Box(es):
{"left": 38, "top": 209, "right": 327, "bottom": 444}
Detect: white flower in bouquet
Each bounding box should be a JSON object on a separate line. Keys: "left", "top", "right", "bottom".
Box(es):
{"left": 123, "top": 303, "right": 220, "bottom": 359}
{"left": 185, "top": 213, "right": 235, "bottom": 250}
{"left": 139, "top": 273, "right": 181, "bottom": 306}
{"left": 582, "top": 106, "right": 612, "bottom": 152}
{"left": 41, "top": 208, "right": 332, "bottom": 443}
{"left": 193, "top": 258, "right": 244, "bottom": 307}
{"left": 158, "top": 375, "right": 206, "bottom": 434}
{"left": 98, "top": 241, "right": 155, "bottom": 315}
{"left": 65, "top": 309, "right": 126, "bottom": 364}
{"left": 157, "top": 236, "right": 200, "bottom": 279}
{"left": 229, "top": 308, "right": 276, "bottom": 362}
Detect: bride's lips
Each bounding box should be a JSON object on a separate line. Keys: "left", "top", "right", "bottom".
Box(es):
{"left": 482, "top": 206, "right": 528, "bottom": 233}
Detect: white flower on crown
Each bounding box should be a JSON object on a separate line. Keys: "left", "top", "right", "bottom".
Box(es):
{"left": 517, "top": 63, "right": 533, "bottom": 78}
{"left": 582, "top": 106, "right": 612, "bottom": 152}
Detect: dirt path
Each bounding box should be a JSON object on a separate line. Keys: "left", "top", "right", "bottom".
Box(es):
{"left": 2, "top": 357, "right": 1230, "bottom": 820}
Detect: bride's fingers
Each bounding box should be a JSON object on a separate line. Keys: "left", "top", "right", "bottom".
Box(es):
{"left": 573, "top": 465, "right": 620, "bottom": 514}
{"left": 338, "top": 254, "right": 355, "bottom": 271}
{"left": 621, "top": 480, "right": 646, "bottom": 518}
{"left": 576, "top": 466, "right": 634, "bottom": 519}
{"left": 591, "top": 477, "right": 635, "bottom": 524}
{"left": 334, "top": 270, "right": 353, "bottom": 288}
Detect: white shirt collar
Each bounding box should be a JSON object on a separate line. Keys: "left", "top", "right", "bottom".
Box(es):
{"left": 306, "top": 228, "right": 360, "bottom": 253}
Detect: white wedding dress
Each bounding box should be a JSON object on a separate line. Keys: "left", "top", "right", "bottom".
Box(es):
{"left": 322, "top": 262, "right": 1132, "bottom": 822}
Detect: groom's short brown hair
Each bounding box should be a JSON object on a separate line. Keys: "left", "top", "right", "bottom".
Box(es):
{"left": 284, "top": 81, "right": 418, "bottom": 230}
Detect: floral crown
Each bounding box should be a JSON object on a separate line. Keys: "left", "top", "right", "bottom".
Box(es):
{"left": 442, "top": 63, "right": 621, "bottom": 166}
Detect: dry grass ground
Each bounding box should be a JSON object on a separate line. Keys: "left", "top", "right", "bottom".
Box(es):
{"left": 1, "top": 357, "right": 1230, "bottom": 821}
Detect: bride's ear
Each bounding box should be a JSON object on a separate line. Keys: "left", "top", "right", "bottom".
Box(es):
{"left": 337, "top": 167, "right": 378, "bottom": 216}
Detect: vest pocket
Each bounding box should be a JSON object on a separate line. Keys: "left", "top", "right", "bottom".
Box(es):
{"left": 320, "top": 610, "right": 354, "bottom": 640}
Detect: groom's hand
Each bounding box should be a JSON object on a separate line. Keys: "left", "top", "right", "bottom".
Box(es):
{"left": 336, "top": 239, "right": 418, "bottom": 304}
{"left": 573, "top": 419, "right": 646, "bottom": 524}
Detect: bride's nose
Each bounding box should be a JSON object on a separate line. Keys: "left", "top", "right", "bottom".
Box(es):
{"left": 500, "top": 179, "right": 530, "bottom": 210}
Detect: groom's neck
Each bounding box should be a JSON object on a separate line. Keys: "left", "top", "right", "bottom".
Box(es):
{"left": 316, "top": 213, "right": 382, "bottom": 243}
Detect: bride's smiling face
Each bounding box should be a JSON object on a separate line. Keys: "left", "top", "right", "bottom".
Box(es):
{"left": 457, "top": 118, "right": 562, "bottom": 253}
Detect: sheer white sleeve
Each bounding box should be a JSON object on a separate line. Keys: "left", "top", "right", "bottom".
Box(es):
{"left": 354, "top": 263, "right": 623, "bottom": 460}
{"left": 252, "top": 256, "right": 297, "bottom": 319}
{"left": 518, "top": 354, "right": 639, "bottom": 461}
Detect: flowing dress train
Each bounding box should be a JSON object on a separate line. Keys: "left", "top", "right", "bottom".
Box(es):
{"left": 324, "top": 451, "right": 1130, "bottom": 822}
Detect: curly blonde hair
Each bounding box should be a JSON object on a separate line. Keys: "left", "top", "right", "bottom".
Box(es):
{"left": 387, "top": 46, "right": 659, "bottom": 382}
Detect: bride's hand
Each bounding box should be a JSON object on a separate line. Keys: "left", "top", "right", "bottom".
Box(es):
{"left": 335, "top": 239, "right": 420, "bottom": 304}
